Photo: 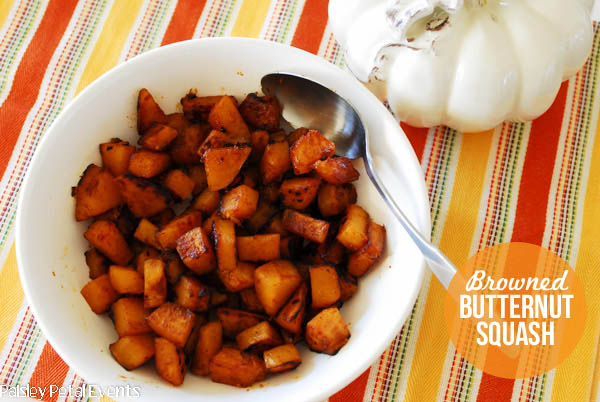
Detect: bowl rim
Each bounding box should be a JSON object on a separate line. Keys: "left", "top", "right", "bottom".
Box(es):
{"left": 15, "top": 37, "right": 430, "bottom": 401}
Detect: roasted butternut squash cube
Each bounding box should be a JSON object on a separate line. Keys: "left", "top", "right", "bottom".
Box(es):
{"left": 115, "top": 174, "right": 171, "bottom": 218}
{"left": 165, "top": 112, "right": 190, "bottom": 133}
{"left": 265, "top": 213, "right": 290, "bottom": 237}
{"left": 305, "top": 307, "right": 350, "bottom": 355}
{"left": 314, "top": 157, "right": 360, "bottom": 184}
{"left": 170, "top": 123, "right": 210, "bottom": 164}
{"left": 197, "top": 130, "right": 230, "bottom": 161}
{"left": 290, "top": 129, "right": 335, "bottom": 174}
{"left": 84, "top": 220, "right": 133, "bottom": 265}
{"left": 156, "top": 211, "right": 202, "bottom": 250}
{"left": 239, "top": 94, "right": 281, "bottom": 131}
{"left": 338, "top": 270, "right": 358, "bottom": 302}
{"left": 164, "top": 169, "right": 195, "bottom": 200}
{"left": 80, "top": 274, "right": 119, "bottom": 314}
{"left": 136, "top": 247, "right": 160, "bottom": 277}
{"left": 209, "top": 347, "right": 266, "bottom": 388}
{"left": 212, "top": 217, "right": 237, "bottom": 272}
{"left": 99, "top": 139, "right": 135, "bottom": 177}
{"left": 318, "top": 183, "right": 357, "bottom": 217}
{"left": 236, "top": 321, "right": 282, "bottom": 353}
{"left": 260, "top": 183, "right": 281, "bottom": 203}
{"left": 216, "top": 308, "right": 265, "bottom": 337}
{"left": 184, "top": 315, "right": 206, "bottom": 358}
{"left": 139, "top": 123, "right": 178, "bottom": 151}
{"left": 219, "top": 261, "right": 256, "bottom": 293}
{"left": 263, "top": 344, "right": 302, "bottom": 374}
{"left": 260, "top": 141, "right": 290, "bottom": 184}
{"left": 236, "top": 234, "right": 280, "bottom": 262}
{"left": 336, "top": 204, "right": 369, "bottom": 251}
{"left": 143, "top": 258, "right": 167, "bottom": 308}
{"left": 175, "top": 227, "right": 216, "bottom": 274}
{"left": 274, "top": 282, "right": 307, "bottom": 334}
{"left": 281, "top": 209, "right": 329, "bottom": 244}
{"left": 347, "top": 221, "right": 386, "bottom": 277}
{"left": 75, "top": 164, "right": 122, "bottom": 221}
{"left": 250, "top": 130, "right": 269, "bottom": 162}
{"left": 187, "top": 165, "right": 207, "bottom": 195}
{"left": 181, "top": 93, "right": 223, "bottom": 121}
{"left": 305, "top": 240, "right": 345, "bottom": 266}
{"left": 204, "top": 146, "right": 251, "bottom": 191}
{"left": 239, "top": 288, "right": 264, "bottom": 312}
{"left": 147, "top": 302, "right": 196, "bottom": 348}
{"left": 280, "top": 177, "right": 321, "bottom": 210}
{"left": 85, "top": 248, "right": 108, "bottom": 279}
{"left": 191, "top": 188, "right": 220, "bottom": 215}
{"left": 219, "top": 185, "right": 259, "bottom": 224}
{"left": 192, "top": 322, "right": 223, "bottom": 376}
{"left": 109, "top": 265, "right": 144, "bottom": 294}
{"left": 310, "top": 265, "right": 341, "bottom": 309}
{"left": 110, "top": 334, "right": 155, "bottom": 370}
{"left": 133, "top": 218, "right": 160, "bottom": 249}
{"left": 211, "top": 290, "right": 228, "bottom": 307}
{"left": 164, "top": 253, "right": 186, "bottom": 284}
{"left": 128, "top": 150, "right": 171, "bottom": 178}
{"left": 138, "top": 88, "right": 167, "bottom": 133}
{"left": 208, "top": 95, "right": 250, "bottom": 142}
{"left": 287, "top": 127, "right": 308, "bottom": 145}
{"left": 155, "top": 337, "right": 186, "bottom": 386}
{"left": 245, "top": 201, "right": 277, "bottom": 233}
{"left": 174, "top": 276, "right": 210, "bottom": 312}
{"left": 254, "top": 260, "right": 302, "bottom": 316}
{"left": 112, "top": 297, "right": 151, "bottom": 337}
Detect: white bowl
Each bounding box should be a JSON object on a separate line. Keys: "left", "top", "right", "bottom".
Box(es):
{"left": 16, "top": 38, "right": 429, "bottom": 402}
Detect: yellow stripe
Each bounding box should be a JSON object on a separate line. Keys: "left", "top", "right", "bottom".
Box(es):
{"left": 74, "top": 0, "right": 144, "bottom": 95}
{"left": 0, "top": 244, "right": 24, "bottom": 351}
{"left": 405, "top": 131, "right": 494, "bottom": 401}
{"left": 551, "top": 114, "right": 600, "bottom": 402}
{"left": 229, "top": 0, "right": 271, "bottom": 38}
{"left": 0, "top": 0, "right": 14, "bottom": 31}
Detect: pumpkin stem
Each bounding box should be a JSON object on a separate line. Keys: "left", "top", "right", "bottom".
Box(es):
{"left": 386, "top": 0, "right": 463, "bottom": 40}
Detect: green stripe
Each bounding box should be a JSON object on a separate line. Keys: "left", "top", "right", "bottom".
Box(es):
{"left": 135, "top": 0, "right": 173, "bottom": 56}
{"left": 274, "top": 0, "right": 299, "bottom": 44}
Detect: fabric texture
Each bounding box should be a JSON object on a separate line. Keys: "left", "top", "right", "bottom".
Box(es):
{"left": 0, "top": 1, "right": 598, "bottom": 401}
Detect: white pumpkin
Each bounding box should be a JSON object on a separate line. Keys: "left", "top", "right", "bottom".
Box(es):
{"left": 328, "top": 0, "right": 594, "bottom": 132}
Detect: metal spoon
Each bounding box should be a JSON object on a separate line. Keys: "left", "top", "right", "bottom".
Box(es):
{"left": 261, "top": 73, "right": 457, "bottom": 289}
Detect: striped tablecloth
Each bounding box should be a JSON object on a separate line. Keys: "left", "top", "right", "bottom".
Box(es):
{"left": 0, "top": 1, "right": 599, "bottom": 401}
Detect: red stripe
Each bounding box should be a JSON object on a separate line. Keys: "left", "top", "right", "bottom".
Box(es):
{"left": 330, "top": 368, "right": 371, "bottom": 402}
{"left": 401, "top": 123, "right": 428, "bottom": 162}
{"left": 28, "top": 342, "right": 70, "bottom": 402}
{"left": 476, "top": 82, "right": 568, "bottom": 402}
{"left": 0, "top": 0, "right": 78, "bottom": 181}
{"left": 161, "top": 0, "right": 207, "bottom": 45}
{"left": 290, "top": 0, "right": 328, "bottom": 54}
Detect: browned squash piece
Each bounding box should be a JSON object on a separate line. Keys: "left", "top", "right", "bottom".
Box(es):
{"left": 197, "top": 130, "right": 230, "bottom": 161}
{"left": 176, "top": 227, "right": 216, "bottom": 274}
{"left": 184, "top": 315, "right": 207, "bottom": 358}
{"left": 155, "top": 337, "right": 186, "bottom": 386}
{"left": 109, "top": 265, "right": 144, "bottom": 294}
{"left": 260, "top": 141, "right": 290, "bottom": 184}
{"left": 190, "top": 188, "right": 220, "bottom": 216}
{"left": 112, "top": 297, "right": 152, "bottom": 337}
{"left": 156, "top": 211, "right": 202, "bottom": 250}
{"left": 236, "top": 321, "right": 282, "bottom": 353}
{"left": 305, "top": 240, "right": 345, "bottom": 266}
{"left": 165, "top": 112, "right": 189, "bottom": 133}
{"left": 144, "top": 258, "right": 167, "bottom": 308}
{"left": 281, "top": 209, "right": 329, "bottom": 244}
{"left": 208, "top": 95, "right": 251, "bottom": 142}
{"left": 147, "top": 302, "right": 196, "bottom": 348}
{"left": 204, "top": 146, "right": 251, "bottom": 191}
{"left": 245, "top": 201, "right": 277, "bottom": 233}
{"left": 287, "top": 127, "right": 309, "bottom": 145}
{"left": 318, "top": 183, "right": 357, "bottom": 217}
{"left": 305, "top": 307, "right": 350, "bottom": 355}
{"left": 290, "top": 129, "right": 336, "bottom": 174}
{"left": 270, "top": 130, "right": 287, "bottom": 142}
{"left": 265, "top": 213, "right": 290, "bottom": 237}
{"left": 138, "top": 88, "right": 167, "bottom": 133}
{"left": 192, "top": 322, "right": 223, "bottom": 376}
{"left": 181, "top": 93, "right": 223, "bottom": 121}
{"left": 164, "top": 253, "right": 186, "bottom": 284}
{"left": 202, "top": 211, "right": 219, "bottom": 236}
{"left": 218, "top": 261, "right": 256, "bottom": 293}
{"left": 128, "top": 149, "right": 171, "bottom": 178}
{"left": 116, "top": 174, "right": 172, "bottom": 218}
{"left": 110, "top": 334, "right": 155, "bottom": 370}
{"left": 280, "top": 177, "right": 321, "bottom": 210}
{"left": 239, "top": 94, "right": 281, "bottom": 131}
{"left": 239, "top": 288, "right": 264, "bottom": 312}
{"left": 250, "top": 130, "right": 269, "bottom": 162}
{"left": 279, "top": 237, "right": 293, "bottom": 259}
{"left": 210, "top": 290, "right": 228, "bottom": 307}
{"left": 133, "top": 218, "right": 160, "bottom": 249}
{"left": 136, "top": 247, "right": 160, "bottom": 277}
{"left": 85, "top": 248, "right": 108, "bottom": 279}
{"left": 240, "top": 165, "right": 259, "bottom": 188}
{"left": 236, "top": 234, "right": 280, "bottom": 262}
{"left": 314, "top": 157, "right": 360, "bottom": 184}
{"left": 212, "top": 217, "right": 237, "bottom": 272}
{"left": 174, "top": 276, "right": 210, "bottom": 312}
{"left": 338, "top": 270, "right": 358, "bottom": 302}
{"left": 254, "top": 260, "right": 302, "bottom": 316}
{"left": 260, "top": 183, "right": 281, "bottom": 203}
{"left": 84, "top": 220, "right": 133, "bottom": 265}
{"left": 336, "top": 204, "right": 369, "bottom": 251}
{"left": 170, "top": 123, "right": 210, "bottom": 164}
{"left": 216, "top": 308, "right": 265, "bottom": 337}
{"left": 75, "top": 164, "right": 122, "bottom": 221}
{"left": 162, "top": 169, "right": 194, "bottom": 201}
{"left": 99, "top": 139, "right": 135, "bottom": 177}
{"left": 187, "top": 165, "right": 207, "bottom": 195}
{"left": 139, "top": 123, "right": 178, "bottom": 151}
{"left": 263, "top": 344, "right": 302, "bottom": 374}
{"left": 347, "top": 221, "right": 386, "bottom": 277}
{"left": 274, "top": 282, "right": 307, "bottom": 334}
{"left": 219, "top": 185, "right": 259, "bottom": 224}
{"left": 209, "top": 347, "right": 266, "bottom": 388}
{"left": 80, "top": 274, "right": 119, "bottom": 314}
{"left": 310, "top": 265, "right": 341, "bottom": 309}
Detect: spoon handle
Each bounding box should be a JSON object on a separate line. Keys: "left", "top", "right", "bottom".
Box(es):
{"left": 362, "top": 150, "right": 457, "bottom": 289}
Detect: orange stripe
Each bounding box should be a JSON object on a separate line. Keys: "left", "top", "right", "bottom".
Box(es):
{"left": 161, "top": 0, "right": 207, "bottom": 45}
{"left": 330, "top": 368, "right": 371, "bottom": 402}
{"left": 402, "top": 123, "right": 428, "bottom": 162}
{"left": 290, "top": 0, "right": 328, "bottom": 54}
{"left": 0, "top": 0, "right": 78, "bottom": 181}
{"left": 28, "top": 342, "right": 70, "bottom": 402}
